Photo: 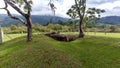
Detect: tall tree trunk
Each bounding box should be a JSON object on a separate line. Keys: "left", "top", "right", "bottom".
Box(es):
{"left": 26, "top": 16, "right": 32, "bottom": 41}
{"left": 79, "top": 18, "right": 84, "bottom": 38}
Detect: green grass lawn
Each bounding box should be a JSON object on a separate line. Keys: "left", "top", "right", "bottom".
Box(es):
{"left": 62, "top": 32, "right": 120, "bottom": 38}
{"left": 0, "top": 34, "right": 120, "bottom": 68}
{"left": 86, "top": 32, "right": 120, "bottom": 38}
{"left": 3, "top": 33, "right": 26, "bottom": 42}
{"left": 3, "top": 32, "right": 43, "bottom": 42}
{"left": 3, "top": 32, "right": 120, "bottom": 42}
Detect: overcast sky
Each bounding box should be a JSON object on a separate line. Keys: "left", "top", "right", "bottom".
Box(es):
{"left": 0, "top": 0, "right": 120, "bottom": 18}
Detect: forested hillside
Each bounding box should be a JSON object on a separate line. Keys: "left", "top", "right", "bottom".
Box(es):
{"left": 0, "top": 14, "right": 69, "bottom": 26}
{"left": 0, "top": 14, "right": 120, "bottom": 26}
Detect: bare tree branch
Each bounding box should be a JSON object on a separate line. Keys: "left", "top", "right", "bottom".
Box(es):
{"left": 0, "top": 0, "right": 27, "bottom": 25}
{"left": 48, "top": 0, "right": 56, "bottom": 16}
{"left": 82, "top": 1, "right": 86, "bottom": 17}
{"left": 5, "top": 0, "right": 26, "bottom": 16}
{"left": 5, "top": 9, "right": 27, "bottom": 25}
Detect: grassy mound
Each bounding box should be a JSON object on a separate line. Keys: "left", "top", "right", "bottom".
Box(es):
{"left": 0, "top": 34, "right": 120, "bottom": 68}
{"left": 0, "top": 35, "right": 80, "bottom": 68}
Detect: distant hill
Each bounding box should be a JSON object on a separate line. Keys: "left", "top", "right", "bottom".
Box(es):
{"left": 98, "top": 16, "right": 120, "bottom": 25}
{"left": 31, "top": 15, "right": 70, "bottom": 24}
{"left": 0, "top": 14, "right": 69, "bottom": 26}
{"left": 0, "top": 14, "right": 120, "bottom": 26}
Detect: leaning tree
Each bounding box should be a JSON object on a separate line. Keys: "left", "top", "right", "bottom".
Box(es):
{"left": 0, "top": 0, "right": 33, "bottom": 41}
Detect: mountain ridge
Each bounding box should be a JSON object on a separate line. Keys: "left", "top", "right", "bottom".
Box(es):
{"left": 0, "top": 14, "right": 120, "bottom": 26}
{"left": 0, "top": 14, "right": 69, "bottom": 26}
{"left": 98, "top": 16, "right": 120, "bottom": 25}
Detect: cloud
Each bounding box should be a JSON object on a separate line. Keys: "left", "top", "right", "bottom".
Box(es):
{"left": 54, "top": 0, "right": 74, "bottom": 17}
{"left": 97, "top": 1, "right": 120, "bottom": 10}
{"left": 87, "top": 0, "right": 120, "bottom": 17}
{"left": 0, "top": 0, "right": 120, "bottom": 17}
{"left": 32, "top": 0, "right": 74, "bottom": 17}
{"left": 31, "top": 0, "right": 52, "bottom": 15}
{"left": 88, "top": 0, "right": 118, "bottom": 4}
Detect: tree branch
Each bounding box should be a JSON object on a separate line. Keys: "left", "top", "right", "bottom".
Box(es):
{"left": 5, "top": 9, "right": 27, "bottom": 25}
{"left": 0, "top": 0, "right": 27, "bottom": 26}
{"left": 23, "top": 0, "right": 31, "bottom": 15}
{"left": 75, "top": 0, "right": 82, "bottom": 18}
{"left": 82, "top": 1, "right": 86, "bottom": 17}
{"left": 5, "top": 0, "right": 26, "bottom": 16}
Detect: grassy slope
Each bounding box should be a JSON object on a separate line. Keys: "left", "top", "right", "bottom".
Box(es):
{"left": 0, "top": 35, "right": 80, "bottom": 68}
{"left": 0, "top": 34, "right": 120, "bottom": 68}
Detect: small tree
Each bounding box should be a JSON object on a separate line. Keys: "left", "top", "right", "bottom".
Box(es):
{"left": 67, "top": 0, "right": 105, "bottom": 37}
{"left": 110, "top": 25, "right": 119, "bottom": 32}
{"left": 103, "top": 24, "right": 110, "bottom": 35}
{"left": 74, "top": 0, "right": 87, "bottom": 38}
{"left": 0, "top": 0, "right": 33, "bottom": 41}
{"left": 10, "top": 25, "right": 17, "bottom": 30}
{"left": 67, "top": 0, "right": 87, "bottom": 37}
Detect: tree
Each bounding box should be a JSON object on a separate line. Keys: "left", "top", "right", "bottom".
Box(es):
{"left": 103, "top": 24, "right": 110, "bottom": 35}
{"left": 110, "top": 25, "right": 119, "bottom": 32}
{"left": 74, "top": 0, "right": 86, "bottom": 37}
{"left": 0, "top": 0, "right": 33, "bottom": 41}
{"left": 10, "top": 25, "right": 17, "bottom": 30}
{"left": 86, "top": 8, "right": 105, "bottom": 34}
{"left": 67, "top": 0, "right": 86, "bottom": 38}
